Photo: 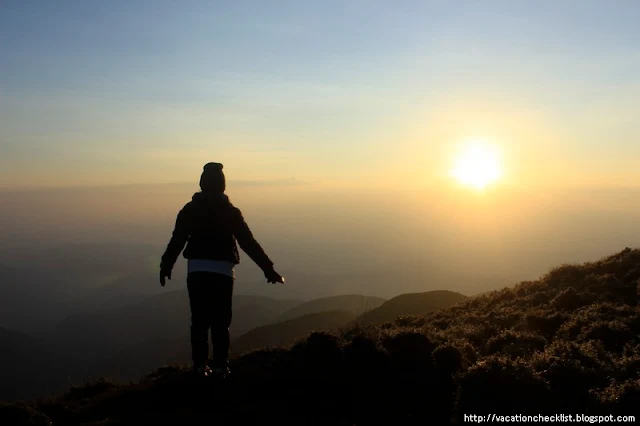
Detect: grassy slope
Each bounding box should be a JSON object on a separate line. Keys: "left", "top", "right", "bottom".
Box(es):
{"left": 5, "top": 248, "right": 640, "bottom": 425}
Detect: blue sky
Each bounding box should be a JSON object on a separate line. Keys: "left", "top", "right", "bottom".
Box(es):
{"left": 1, "top": 0, "right": 639, "bottom": 188}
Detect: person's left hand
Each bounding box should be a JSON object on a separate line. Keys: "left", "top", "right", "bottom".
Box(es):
{"left": 160, "top": 270, "right": 172, "bottom": 287}
{"left": 264, "top": 268, "right": 285, "bottom": 284}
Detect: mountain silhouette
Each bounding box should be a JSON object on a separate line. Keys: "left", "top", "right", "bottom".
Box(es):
{"left": 276, "top": 294, "right": 385, "bottom": 322}
{"left": 232, "top": 310, "right": 357, "bottom": 355}
{"left": 357, "top": 290, "right": 468, "bottom": 324}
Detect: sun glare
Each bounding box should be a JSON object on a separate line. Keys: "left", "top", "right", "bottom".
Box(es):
{"left": 451, "top": 140, "right": 502, "bottom": 189}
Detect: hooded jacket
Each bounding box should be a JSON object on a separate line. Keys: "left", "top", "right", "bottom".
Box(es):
{"left": 160, "top": 192, "right": 274, "bottom": 275}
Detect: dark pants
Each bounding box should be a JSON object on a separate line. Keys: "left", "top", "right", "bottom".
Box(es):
{"left": 186, "top": 271, "right": 234, "bottom": 368}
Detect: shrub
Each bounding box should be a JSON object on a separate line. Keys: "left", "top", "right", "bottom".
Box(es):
{"left": 0, "top": 402, "right": 51, "bottom": 426}
{"left": 544, "top": 264, "right": 587, "bottom": 290}
{"left": 615, "top": 350, "right": 640, "bottom": 382}
{"left": 343, "top": 334, "right": 389, "bottom": 378}
{"left": 66, "top": 378, "right": 117, "bottom": 400}
{"left": 287, "top": 332, "right": 343, "bottom": 380}
{"left": 456, "top": 323, "right": 500, "bottom": 348}
{"left": 456, "top": 356, "right": 553, "bottom": 417}
{"left": 530, "top": 352, "right": 605, "bottom": 411}
{"left": 595, "top": 379, "right": 640, "bottom": 415}
{"left": 582, "top": 273, "right": 637, "bottom": 305}
{"left": 525, "top": 310, "right": 568, "bottom": 338}
{"left": 381, "top": 331, "right": 437, "bottom": 376}
{"left": 551, "top": 287, "right": 584, "bottom": 310}
{"left": 432, "top": 343, "right": 463, "bottom": 374}
{"left": 395, "top": 315, "right": 422, "bottom": 327}
{"left": 485, "top": 330, "right": 547, "bottom": 358}
{"left": 579, "top": 320, "right": 635, "bottom": 352}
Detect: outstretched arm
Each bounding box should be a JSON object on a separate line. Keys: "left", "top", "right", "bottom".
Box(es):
{"left": 159, "top": 207, "right": 190, "bottom": 286}
{"left": 231, "top": 207, "right": 284, "bottom": 284}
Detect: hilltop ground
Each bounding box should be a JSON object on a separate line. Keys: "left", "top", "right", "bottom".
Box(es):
{"left": 2, "top": 248, "right": 640, "bottom": 425}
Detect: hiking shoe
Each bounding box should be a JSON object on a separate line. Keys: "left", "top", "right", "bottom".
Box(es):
{"left": 194, "top": 365, "right": 213, "bottom": 376}
{"left": 211, "top": 367, "right": 230, "bottom": 378}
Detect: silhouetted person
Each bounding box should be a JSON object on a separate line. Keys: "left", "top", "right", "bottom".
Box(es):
{"left": 160, "top": 162, "right": 284, "bottom": 377}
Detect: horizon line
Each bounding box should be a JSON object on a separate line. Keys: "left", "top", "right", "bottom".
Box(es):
{"left": 0, "top": 178, "right": 313, "bottom": 193}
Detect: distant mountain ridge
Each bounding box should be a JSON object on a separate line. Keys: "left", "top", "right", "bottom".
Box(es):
{"left": 358, "top": 290, "right": 468, "bottom": 324}
{"left": 276, "top": 294, "right": 385, "bottom": 322}
{"left": 232, "top": 292, "right": 464, "bottom": 354}
{"left": 232, "top": 310, "right": 357, "bottom": 355}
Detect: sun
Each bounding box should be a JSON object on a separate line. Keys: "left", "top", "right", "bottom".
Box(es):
{"left": 451, "top": 140, "right": 502, "bottom": 189}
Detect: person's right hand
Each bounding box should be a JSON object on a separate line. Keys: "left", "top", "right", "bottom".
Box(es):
{"left": 264, "top": 268, "right": 285, "bottom": 284}
{"left": 160, "top": 270, "right": 172, "bottom": 287}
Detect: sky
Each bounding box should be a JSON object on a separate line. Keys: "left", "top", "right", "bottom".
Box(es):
{"left": 2, "top": 0, "right": 640, "bottom": 189}
{"left": 1, "top": 1, "right": 640, "bottom": 299}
